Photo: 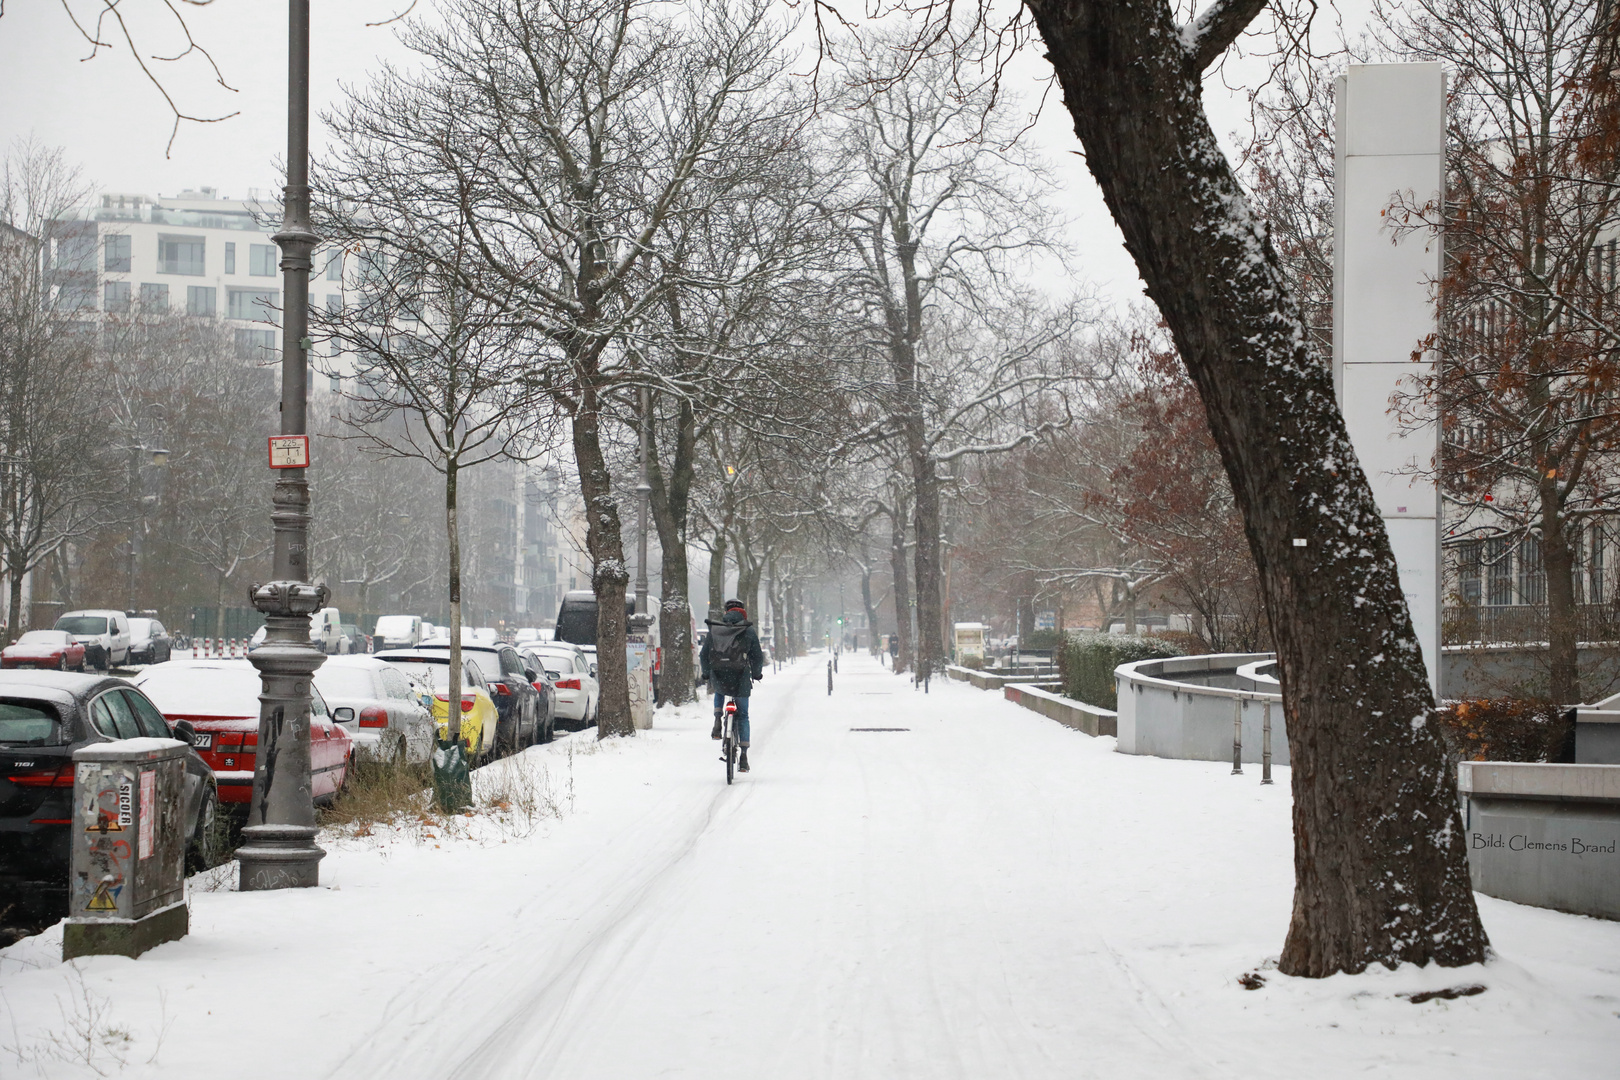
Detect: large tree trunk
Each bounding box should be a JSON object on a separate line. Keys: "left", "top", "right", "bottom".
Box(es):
{"left": 1023, "top": 0, "right": 1487, "bottom": 975}
{"left": 889, "top": 501, "right": 913, "bottom": 674}
{"left": 572, "top": 389, "right": 633, "bottom": 738}
{"left": 445, "top": 460, "right": 462, "bottom": 745}
{"left": 647, "top": 394, "right": 697, "bottom": 705}
{"left": 7, "top": 565, "right": 22, "bottom": 640}
{"left": 1542, "top": 496, "right": 1579, "bottom": 703}
{"left": 706, "top": 531, "right": 728, "bottom": 620}
{"left": 909, "top": 450, "right": 945, "bottom": 675}
{"left": 860, "top": 553, "right": 880, "bottom": 655}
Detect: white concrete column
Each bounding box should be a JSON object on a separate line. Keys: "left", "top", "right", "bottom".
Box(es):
{"left": 1333, "top": 63, "right": 1446, "bottom": 696}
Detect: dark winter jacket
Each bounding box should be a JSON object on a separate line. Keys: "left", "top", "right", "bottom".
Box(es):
{"left": 700, "top": 609, "right": 764, "bottom": 698}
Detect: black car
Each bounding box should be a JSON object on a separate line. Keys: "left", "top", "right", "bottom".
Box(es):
{"left": 0, "top": 672, "right": 226, "bottom": 924}
{"left": 415, "top": 643, "right": 554, "bottom": 751}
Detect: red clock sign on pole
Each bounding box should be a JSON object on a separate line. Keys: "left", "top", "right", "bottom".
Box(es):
{"left": 268, "top": 435, "right": 310, "bottom": 470}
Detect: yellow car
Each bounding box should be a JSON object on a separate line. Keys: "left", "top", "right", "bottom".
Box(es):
{"left": 374, "top": 651, "right": 501, "bottom": 763}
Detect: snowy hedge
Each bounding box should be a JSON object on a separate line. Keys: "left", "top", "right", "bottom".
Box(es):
{"left": 1057, "top": 633, "right": 1181, "bottom": 710}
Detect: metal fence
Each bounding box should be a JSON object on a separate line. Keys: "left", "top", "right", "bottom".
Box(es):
{"left": 1443, "top": 604, "right": 1620, "bottom": 645}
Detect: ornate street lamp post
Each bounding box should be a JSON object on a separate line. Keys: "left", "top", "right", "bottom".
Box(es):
{"left": 236, "top": 0, "right": 329, "bottom": 891}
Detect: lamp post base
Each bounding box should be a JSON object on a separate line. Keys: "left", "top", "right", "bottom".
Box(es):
{"left": 236, "top": 825, "right": 326, "bottom": 891}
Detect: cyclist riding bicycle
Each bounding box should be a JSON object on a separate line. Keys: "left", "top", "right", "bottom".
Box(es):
{"left": 702, "top": 599, "right": 764, "bottom": 773}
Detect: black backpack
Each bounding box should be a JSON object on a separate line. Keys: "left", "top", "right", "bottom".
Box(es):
{"left": 708, "top": 622, "right": 751, "bottom": 672}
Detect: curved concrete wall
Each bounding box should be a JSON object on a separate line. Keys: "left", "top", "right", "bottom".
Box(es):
{"left": 1115, "top": 653, "right": 1290, "bottom": 765}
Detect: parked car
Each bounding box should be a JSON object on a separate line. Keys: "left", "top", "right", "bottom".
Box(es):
{"left": 524, "top": 643, "right": 598, "bottom": 729}
{"left": 126, "top": 617, "right": 173, "bottom": 665}
{"left": 373, "top": 650, "right": 501, "bottom": 762}
{"left": 131, "top": 660, "right": 353, "bottom": 808}
{"left": 1, "top": 672, "right": 227, "bottom": 919}
{"left": 338, "top": 624, "right": 371, "bottom": 655}
{"left": 313, "top": 655, "right": 435, "bottom": 764}
{"left": 373, "top": 615, "right": 423, "bottom": 651}
{"left": 415, "top": 642, "right": 552, "bottom": 749}
{"left": 2, "top": 631, "right": 86, "bottom": 671}
{"left": 513, "top": 627, "right": 541, "bottom": 645}
{"left": 54, "top": 610, "right": 131, "bottom": 670}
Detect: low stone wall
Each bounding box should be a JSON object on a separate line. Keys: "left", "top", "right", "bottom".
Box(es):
{"left": 1459, "top": 761, "right": 1620, "bottom": 920}
{"left": 1002, "top": 682, "right": 1117, "bottom": 737}
{"left": 945, "top": 665, "right": 1056, "bottom": 691}
{"left": 1114, "top": 653, "right": 1289, "bottom": 765}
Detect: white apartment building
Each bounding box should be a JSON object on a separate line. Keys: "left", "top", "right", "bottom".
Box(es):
{"left": 55, "top": 187, "right": 352, "bottom": 391}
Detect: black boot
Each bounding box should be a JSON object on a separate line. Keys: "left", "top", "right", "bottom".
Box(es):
{"left": 711, "top": 710, "right": 722, "bottom": 740}
{"left": 738, "top": 748, "right": 750, "bottom": 773}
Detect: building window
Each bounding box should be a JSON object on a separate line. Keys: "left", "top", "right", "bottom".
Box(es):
{"left": 139, "top": 283, "right": 170, "bottom": 308}
{"left": 187, "top": 286, "right": 216, "bottom": 317}
{"left": 234, "top": 328, "right": 277, "bottom": 360}
{"left": 249, "top": 244, "right": 277, "bottom": 277}
{"left": 57, "top": 281, "right": 95, "bottom": 310}
{"left": 325, "top": 252, "right": 343, "bottom": 281}
{"left": 225, "top": 242, "right": 236, "bottom": 274}
{"left": 1518, "top": 535, "right": 1545, "bottom": 605}
{"left": 329, "top": 374, "right": 342, "bottom": 393}
{"left": 228, "top": 288, "right": 279, "bottom": 324}
{"left": 157, "top": 235, "right": 206, "bottom": 275}
{"left": 104, "top": 234, "right": 131, "bottom": 273}
{"left": 1457, "top": 540, "right": 1482, "bottom": 605}
{"left": 103, "top": 280, "right": 131, "bottom": 313}
{"left": 53, "top": 231, "right": 96, "bottom": 271}
{"left": 1486, "top": 537, "right": 1513, "bottom": 606}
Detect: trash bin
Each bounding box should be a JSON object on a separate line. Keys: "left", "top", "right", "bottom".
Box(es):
{"left": 63, "top": 738, "right": 190, "bottom": 960}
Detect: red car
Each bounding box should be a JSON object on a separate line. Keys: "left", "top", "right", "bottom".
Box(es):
{"left": 131, "top": 659, "right": 353, "bottom": 807}
{"left": 2, "top": 631, "right": 87, "bottom": 671}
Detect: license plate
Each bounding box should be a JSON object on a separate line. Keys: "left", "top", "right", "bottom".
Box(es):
{"left": 190, "top": 732, "right": 213, "bottom": 749}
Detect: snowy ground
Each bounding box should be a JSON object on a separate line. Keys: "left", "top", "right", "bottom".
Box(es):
{"left": 3, "top": 652, "right": 1618, "bottom": 1078}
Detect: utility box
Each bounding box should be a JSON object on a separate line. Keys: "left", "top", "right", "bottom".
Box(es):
{"left": 64, "top": 738, "right": 190, "bottom": 960}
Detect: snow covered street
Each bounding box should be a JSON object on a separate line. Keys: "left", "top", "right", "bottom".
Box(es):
{"left": 4, "top": 652, "right": 1619, "bottom": 1078}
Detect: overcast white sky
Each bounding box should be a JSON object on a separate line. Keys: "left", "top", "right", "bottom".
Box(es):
{"left": 0, "top": 1, "right": 1374, "bottom": 315}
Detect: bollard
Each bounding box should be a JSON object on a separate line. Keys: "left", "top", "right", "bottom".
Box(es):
{"left": 827, "top": 660, "right": 833, "bottom": 696}
{"left": 834, "top": 654, "right": 838, "bottom": 674}
{"left": 191, "top": 640, "right": 199, "bottom": 658}
{"left": 1262, "top": 701, "right": 1273, "bottom": 784}
{"left": 1231, "top": 698, "right": 1244, "bottom": 775}
{"left": 64, "top": 739, "right": 190, "bottom": 960}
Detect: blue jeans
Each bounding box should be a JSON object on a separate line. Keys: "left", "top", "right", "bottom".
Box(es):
{"left": 714, "top": 691, "right": 750, "bottom": 746}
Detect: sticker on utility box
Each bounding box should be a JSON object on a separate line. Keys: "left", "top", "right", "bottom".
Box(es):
{"left": 268, "top": 435, "right": 310, "bottom": 469}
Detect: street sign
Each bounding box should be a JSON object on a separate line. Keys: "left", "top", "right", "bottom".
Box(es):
{"left": 268, "top": 435, "right": 310, "bottom": 469}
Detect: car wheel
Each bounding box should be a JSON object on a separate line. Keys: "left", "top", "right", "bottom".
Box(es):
{"left": 58, "top": 655, "right": 68, "bottom": 671}
{"left": 387, "top": 731, "right": 408, "bottom": 764}
{"left": 187, "top": 786, "right": 229, "bottom": 872}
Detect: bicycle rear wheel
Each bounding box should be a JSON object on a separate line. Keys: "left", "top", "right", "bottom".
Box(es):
{"left": 724, "top": 730, "right": 734, "bottom": 784}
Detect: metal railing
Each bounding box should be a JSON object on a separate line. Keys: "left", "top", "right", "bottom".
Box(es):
{"left": 1443, "top": 603, "right": 1620, "bottom": 646}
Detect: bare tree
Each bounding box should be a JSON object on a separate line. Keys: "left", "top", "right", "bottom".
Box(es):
{"left": 0, "top": 140, "right": 114, "bottom": 633}
{"left": 1008, "top": 0, "right": 1488, "bottom": 974}
{"left": 1379, "top": 0, "right": 1620, "bottom": 703}
{"left": 312, "top": 226, "right": 541, "bottom": 753}
{"left": 323, "top": 0, "right": 798, "bottom": 736}
{"left": 831, "top": 39, "right": 1075, "bottom": 677}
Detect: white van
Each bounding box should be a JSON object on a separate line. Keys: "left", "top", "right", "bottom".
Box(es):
{"left": 372, "top": 614, "right": 423, "bottom": 651}
{"left": 55, "top": 609, "right": 132, "bottom": 670}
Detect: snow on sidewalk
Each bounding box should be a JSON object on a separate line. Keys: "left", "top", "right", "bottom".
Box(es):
{"left": 2, "top": 652, "right": 1617, "bottom": 1078}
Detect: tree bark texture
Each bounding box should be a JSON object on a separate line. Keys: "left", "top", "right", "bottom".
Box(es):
{"left": 707, "top": 532, "right": 728, "bottom": 621}
{"left": 445, "top": 460, "right": 463, "bottom": 745}
{"left": 889, "top": 501, "right": 913, "bottom": 675}
{"left": 1023, "top": 0, "right": 1488, "bottom": 975}
{"left": 647, "top": 393, "right": 697, "bottom": 705}
{"left": 1542, "top": 496, "right": 1579, "bottom": 703}
{"left": 572, "top": 390, "right": 633, "bottom": 738}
